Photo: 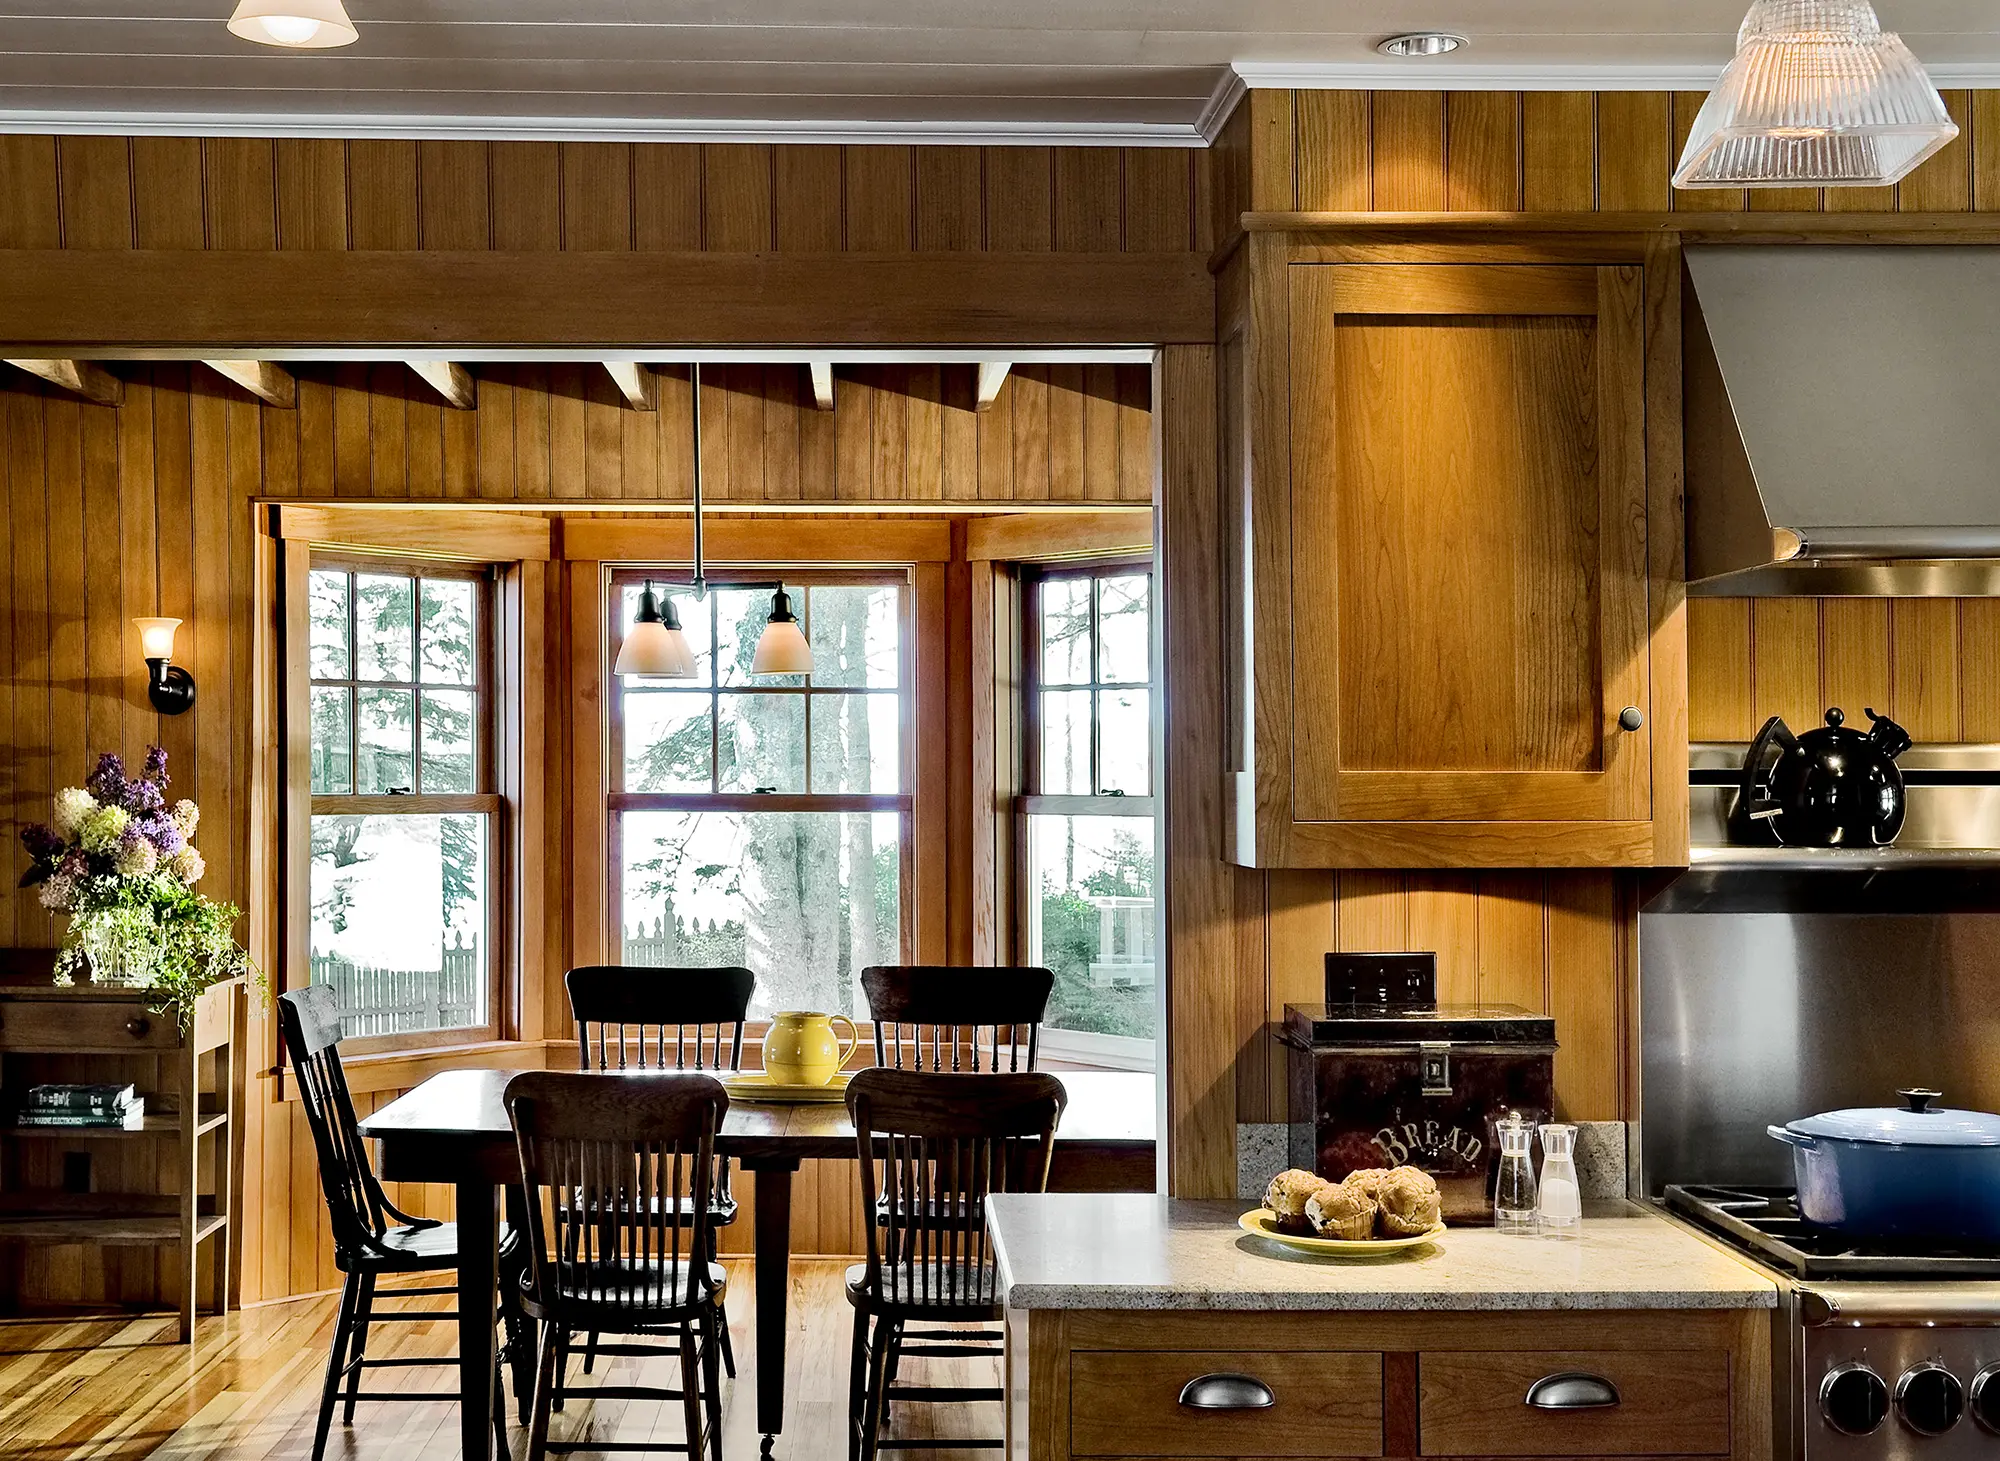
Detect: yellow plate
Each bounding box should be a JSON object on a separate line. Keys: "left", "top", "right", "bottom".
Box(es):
{"left": 721, "top": 1069, "right": 857, "bottom": 1104}
{"left": 1238, "top": 1207, "right": 1445, "bottom": 1255}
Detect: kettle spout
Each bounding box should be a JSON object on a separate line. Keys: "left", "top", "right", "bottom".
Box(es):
{"left": 1864, "top": 707, "right": 1913, "bottom": 760}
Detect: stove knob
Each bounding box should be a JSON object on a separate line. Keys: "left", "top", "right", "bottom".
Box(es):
{"left": 1897, "top": 1364, "right": 1965, "bottom": 1436}
{"left": 1821, "top": 1364, "right": 1890, "bottom": 1436}
{"left": 1968, "top": 1366, "right": 2000, "bottom": 1434}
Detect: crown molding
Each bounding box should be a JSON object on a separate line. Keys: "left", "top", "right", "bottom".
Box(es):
{"left": 1229, "top": 58, "right": 2000, "bottom": 91}
{"left": 1195, "top": 67, "right": 1248, "bottom": 144}
{"left": 0, "top": 107, "right": 1207, "bottom": 147}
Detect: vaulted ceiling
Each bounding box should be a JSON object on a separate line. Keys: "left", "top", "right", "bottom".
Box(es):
{"left": 2, "top": 1, "right": 1997, "bottom": 143}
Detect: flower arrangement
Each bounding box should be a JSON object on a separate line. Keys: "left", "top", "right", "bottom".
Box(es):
{"left": 19, "top": 747, "right": 256, "bottom": 1027}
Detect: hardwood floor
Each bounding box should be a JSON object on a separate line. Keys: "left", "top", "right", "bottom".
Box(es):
{"left": 0, "top": 1261, "right": 1003, "bottom": 1461}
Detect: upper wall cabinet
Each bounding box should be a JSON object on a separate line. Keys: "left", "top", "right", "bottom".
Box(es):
{"left": 1222, "top": 237, "right": 1688, "bottom": 869}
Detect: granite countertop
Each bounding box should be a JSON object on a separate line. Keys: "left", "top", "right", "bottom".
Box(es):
{"left": 987, "top": 1194, "right": 1778, "bottom": 1312}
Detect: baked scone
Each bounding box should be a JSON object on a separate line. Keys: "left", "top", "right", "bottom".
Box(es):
{"left": 1341, "top": 1167, "right": 1394, "bottom": 1202}
{"left": 1305, "top": 1182, "right": 1377, "bottom": 1240}
{"left": 1263, "top": 1169, "right": 1330, "bottom": 1234}
{"left": 1375, "top": 1166, "right": 1443, "bottom": 1236}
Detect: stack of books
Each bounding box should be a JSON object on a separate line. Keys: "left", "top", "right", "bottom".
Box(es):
{"left": 17, "top": 1083, "right": 146, "bottom": 1130}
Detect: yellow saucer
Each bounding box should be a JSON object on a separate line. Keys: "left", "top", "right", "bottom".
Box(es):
{"left": 720, "top": 1069, "right": 858, "bottom": 1104}
{"left": 1238, "top": 1207, "right": 1445, "bottom": 1255}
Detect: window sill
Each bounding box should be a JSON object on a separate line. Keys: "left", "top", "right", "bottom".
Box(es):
{"left": 268, "top": 1037, "right": 551, "bottom": 1100}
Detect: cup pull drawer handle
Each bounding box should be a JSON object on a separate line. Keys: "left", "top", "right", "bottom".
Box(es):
{"left": 1526, "top": 1373, "right": 1621, "bottom": 1410}
{"left": 1178, "top": 1373, "right": 1276, "bottom": 1411}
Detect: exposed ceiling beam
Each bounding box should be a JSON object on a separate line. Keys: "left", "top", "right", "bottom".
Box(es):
{"left": 807, "top": 361, "right": 835, "bottom": 412}
{"left": 4, "top": 357, "right": 122, "bottom": 406}
{"left": 409, "top": 360, "right": 476, "bottom": 410}
{"left": 604, "top": 361, "right": 656, "bottom": 411}
{"left": 203, "top": 358, "right": 295, "bottom": 407}
{"left": 975, "top": 362, "right": 1012, "bottom": 412}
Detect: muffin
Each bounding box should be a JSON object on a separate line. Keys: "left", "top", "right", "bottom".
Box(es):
{"left": 1263, "top": 1169, "right": 1330, "bottom": 1234}
{"left": 1375, "top": 1166, "right": 1443, "bottom": 1237}
{"left": 1341, "top": 1167, "right": 1395, "bottom": 1202}
{"left": 1305, "top": 1182, "right": 1377, "bottom": 1240}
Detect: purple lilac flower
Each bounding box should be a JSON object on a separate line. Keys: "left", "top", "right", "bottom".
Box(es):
{"left": 20, "top": 824, "right": 63, "bottom": 863}
{"left": 58, "top": 850, "right": 88, "bottom": 881}
{"left": 127, "top": 777, "right": 164, "bottom": 815}
{"left": 142, "top": 745, "right": 169, "bottom": 784}
{"left": 84, "top": 752, "right": 129, "bottom": 807}
{"left": 134, "top": 814, "right": 184, "bottom": 856}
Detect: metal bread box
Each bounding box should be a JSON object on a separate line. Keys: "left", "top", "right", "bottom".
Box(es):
{"left": 1285, "top": 953, "right": 1556, "bottom": 1224}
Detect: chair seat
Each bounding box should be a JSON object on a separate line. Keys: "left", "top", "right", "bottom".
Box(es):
{"left": 845, "top": 1262, "right": 1002, "bottom": 1319}
{"left": 337, "top": 1220, "right": 525, "bottom": 1275}
{"left": 524, "top": 1259, "right": 726, "bottom": 1327}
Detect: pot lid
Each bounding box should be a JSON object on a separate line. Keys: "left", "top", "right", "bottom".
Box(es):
{"left": 1787, "top": 1088, "right": 2000, "bottom": 1147}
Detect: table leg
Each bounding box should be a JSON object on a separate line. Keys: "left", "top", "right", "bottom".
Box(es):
{"left": 748, "top": 1159, "right": 800, "bottom": 1453}
{"left": 457, "top": 1179, "right": 500, "bottom": 1461}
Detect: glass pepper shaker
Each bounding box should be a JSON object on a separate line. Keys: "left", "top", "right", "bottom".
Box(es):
{"left": 1493, "top": 1111, "right": 1538, "bottom": 1235}
{"left": 1537, "top": 1122, "right": 1582, "bottom": 1239}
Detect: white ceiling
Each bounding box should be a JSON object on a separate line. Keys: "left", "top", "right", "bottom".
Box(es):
{"left": 2, "top": 1, "right": 1998, "bottom": 145}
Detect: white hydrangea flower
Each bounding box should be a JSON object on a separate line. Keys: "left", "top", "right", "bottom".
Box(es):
{"left": 80, "top": 805, "right": 130, "bottom": 854}
{"left": 170, "top": 847, "right": 206, "bottom": 884}
{"left": 52, "top": 787, "right": 97, "bottom": 841}
{"left": 38, "top": 874, "right": 76, "bottom": 911}
{"left": 170, "top": 799, "right": 200, "bottom": 837}
{"left": 115, "top": 837, "right": 158, "bottom": 878}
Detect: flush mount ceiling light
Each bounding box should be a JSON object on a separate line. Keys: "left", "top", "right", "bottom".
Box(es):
{"left": 1674, "top": 0, "right": 1957, "bottom": 188}
{"left": 226, "top": 0, "right": 359, "bottom": 49}
{"left": 612, "top": 365, "right": 814, "bottom": 681}
{"left": 1376, "top": 32, "right": 1465, "bottom": 58}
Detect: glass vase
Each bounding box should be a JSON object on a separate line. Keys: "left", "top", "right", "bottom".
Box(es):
{"left": 81, "top": 921, "right": 162, "bottom": 989}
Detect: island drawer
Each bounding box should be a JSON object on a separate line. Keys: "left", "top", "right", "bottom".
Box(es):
{"left": 1417, "top": 1348, "right": 1732, "bottom": 1456}
{"left": 1069, "top": 1348, "right": 1382, "bottom": 1457}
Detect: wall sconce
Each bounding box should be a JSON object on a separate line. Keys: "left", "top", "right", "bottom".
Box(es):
{"left": 133, "top": 618, "right": 195, "bottom": 715}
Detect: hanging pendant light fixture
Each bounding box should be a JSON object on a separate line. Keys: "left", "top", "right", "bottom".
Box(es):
{"left": 226, "top": 0, "right": 359, "bottom": 48}
{"left": 611, "top": 364, "right": 812, "bottom": 679}
{"left": 1674, "top": 0, "right": 1957, "bottom": 189}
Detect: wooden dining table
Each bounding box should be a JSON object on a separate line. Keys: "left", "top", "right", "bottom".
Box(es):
{"left": 357, "top": 1067, "right": 1155, "bottom": 1461}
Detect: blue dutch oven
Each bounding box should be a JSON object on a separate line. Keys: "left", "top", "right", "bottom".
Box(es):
{"left": 1769, "top": 1088, "right": 2000, "bottom": 1245}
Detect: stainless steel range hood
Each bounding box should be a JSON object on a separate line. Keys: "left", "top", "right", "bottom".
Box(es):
{"left": 1685, "top": 245, "right": 2000, "bottom": 596}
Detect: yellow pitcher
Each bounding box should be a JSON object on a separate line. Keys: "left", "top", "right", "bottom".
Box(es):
{"left": 762, "top": 1010, "right": 859, "bottom": 1087}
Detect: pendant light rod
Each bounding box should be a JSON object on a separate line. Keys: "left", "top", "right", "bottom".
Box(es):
{"left": 690, "top": 362, "right": 707, "bottom": 602}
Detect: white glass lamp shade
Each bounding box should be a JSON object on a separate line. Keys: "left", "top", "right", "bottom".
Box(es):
{"left": 227, "top": 0, "right": 360, "bottom": 48}
{"left": 613, "top": 584, "right": 697, "bottom": 679}
{"left": 133, "top": 617, "right": 181, "bottom": 661}
{"left": 750, "top": 588, "right": 813, "bottom": 675}
{"left": 1674, "top": 0, "right": 1957, "bottom": 188}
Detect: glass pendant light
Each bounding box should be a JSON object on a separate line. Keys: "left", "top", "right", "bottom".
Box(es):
{"left": 613, "top": 580, "right": 696, "bottom": 678}
{"left": 1674, "top": 0, "right": 1957, "bottom": 189}
{"left": 226, "top": 0, "right": 359, "bottom": 48}
{"left": 750, "top": 588, "right": 812, "bottom": 675}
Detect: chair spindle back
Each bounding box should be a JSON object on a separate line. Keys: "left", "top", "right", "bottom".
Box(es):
{"left": 848, "top": 1067, "right": 1065, "bottom": 1309}
{"left": 566, "top": 965, "right": 755, "bottom": 1074}
{"left": 506, "top": 1070, "right": 728, "bottom": 1320}
{"left": 861, "top": 965, "right": 1054, "bottom": 1073}
{"left": 278, "top": 985, "right": 394, "bottom": 1255}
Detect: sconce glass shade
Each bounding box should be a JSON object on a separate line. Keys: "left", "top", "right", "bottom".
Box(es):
{"left": 1674, "top": 0, "right": 1957, "bottom": 188}
{"left": 133, "top": 617, "right": 181, "bottom": 661}
{"left": 613, "top": 584, "right": 697, "bottom": 679}
{"left": 227, "top": 0, "right": 359, "bottom": 48}
{"left": 751, "top": 589, "right": 814, "bottom": 675}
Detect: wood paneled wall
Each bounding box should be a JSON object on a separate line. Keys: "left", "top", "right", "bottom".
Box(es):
{"left": 0, "top": 357, "right": 1146, "bottom": 1308}
{"left": 1690, "top": 598, "right": 2000, "bottom": 743}
{"left": 0, "top": 136, "right": 1206, "bottom": 255}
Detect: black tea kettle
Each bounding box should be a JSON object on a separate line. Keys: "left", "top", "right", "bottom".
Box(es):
{"left": 1731, "top": 707, "right": 1912, "bottom": 847}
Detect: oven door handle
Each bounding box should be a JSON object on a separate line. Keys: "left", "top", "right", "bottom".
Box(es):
{"left": 1767, "top": 1125, "right": 1818, "bottom": 1150}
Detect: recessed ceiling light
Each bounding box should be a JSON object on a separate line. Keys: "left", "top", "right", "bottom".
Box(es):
{"left": 227, "top": 0, "right": 359, "bottom": 49}
{"left": 1377, "top": 32, "right": 1466, "bottom": 58}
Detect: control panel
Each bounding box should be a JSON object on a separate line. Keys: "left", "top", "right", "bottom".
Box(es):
{"left": 1808, "top": 1329, "right": 2000, "bottom": 1460}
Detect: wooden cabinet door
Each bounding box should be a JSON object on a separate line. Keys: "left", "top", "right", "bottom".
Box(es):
{"left": 1288, "top": 262, "right": 1650, "bottom": 825}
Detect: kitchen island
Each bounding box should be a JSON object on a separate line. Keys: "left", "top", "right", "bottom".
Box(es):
{"left": 992, "top": 1194, "right": 1776, "bottom": 1461}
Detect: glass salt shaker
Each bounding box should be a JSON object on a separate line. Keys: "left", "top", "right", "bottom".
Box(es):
{"left": 1493, "top": 1111, "right": 1539, "bottom": 1235}
{"left": 1537, "top": 1122, "right": 1582, "bottom": 1239}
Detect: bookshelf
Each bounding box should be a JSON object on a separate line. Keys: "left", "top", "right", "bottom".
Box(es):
{"left": 0, "top": 956, "right": 239, "bottom": 1342}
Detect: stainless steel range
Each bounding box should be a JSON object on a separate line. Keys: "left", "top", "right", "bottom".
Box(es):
{"left": 1641, "top": 744, "right": 2000, "bottom": 1461}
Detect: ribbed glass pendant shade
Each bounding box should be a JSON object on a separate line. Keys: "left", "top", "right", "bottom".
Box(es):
{"left": 1674, "top": 0, "right": 1957, "bottom": 188}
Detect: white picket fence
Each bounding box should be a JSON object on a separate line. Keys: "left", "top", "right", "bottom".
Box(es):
{"left": 311, "top": 933, "right": 481, "bottom": 1036}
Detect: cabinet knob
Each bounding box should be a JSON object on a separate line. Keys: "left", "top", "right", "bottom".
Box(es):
{"left": 124, "top": 1016, "right": 151, "bottom": 1038}
{"left": 1526, "top": 1372, "right": 1621, "bottom": 1410}
{"left": 1178, "top": 1373, "right": 1276, "bottom": 1410}
{"left": 1618, "top": 706, "right": 1645, "bottom": 732}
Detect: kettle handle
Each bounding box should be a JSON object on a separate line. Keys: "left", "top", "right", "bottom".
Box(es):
{"left": 1734, "top": 715, "right": 1798, "bottom": 845}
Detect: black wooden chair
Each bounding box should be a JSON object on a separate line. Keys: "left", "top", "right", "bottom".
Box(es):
{"left": 844, "top": 1067, "right": 1066, "bottom": 1460}
{"left": 278, "top": 984, "right": 522, "bottom": 1461}
{"left": 860, "top": 965, "right": 1055, "bottom": 1073}
{"left": 565, "top": 964, "right": 752, "bottom": 1382}
{"left": 505, "top": 1070, "right": 730, "bottom": 1461}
